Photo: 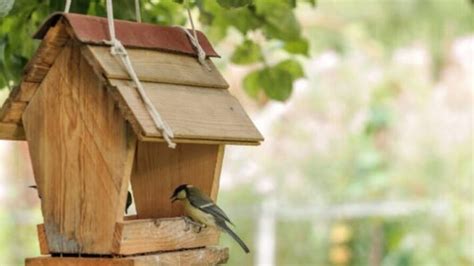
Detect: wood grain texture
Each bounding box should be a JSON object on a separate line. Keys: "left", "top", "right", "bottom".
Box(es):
{"left": 37, "top": 224, "right": 49, "bottom": 255}
{"left": 0, "top": 122, "right": 25, "bottom": 140}
{"left": 210, "top": 145, "right": 225, "bottom": 201}
{"left": 25, "top": 247, "right": 228, "bottom": 266}
{"left": 112, "top": 217, "right": 220, "bottom": 255}
{"left": 0, "top": 100, "right": 27, "bottom": 123}
{"left": 84, "top": 45, "right": 228, "bottom": 89}
{"left": 0, "top": 18, "right": 66, "bottom": 138}
{"left": 131, "top": 142, "right": 220, "bottom": 219}
{"left": 23, "top": 20, "right": 69, "bottom": 82}
{"left": 0, "top": 82, "right": 39, "bottom": 140}
{"left": 109, "top": 79, "right": 263, "bottom": 143}
{"left": 22, "top": 42, "right": 135, "bottom": 254}
{"left": 14, "top": 82, "right": 40, "bottom": 102}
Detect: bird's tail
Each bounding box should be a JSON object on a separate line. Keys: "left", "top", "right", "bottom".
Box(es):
{"left": 218, "top": 221, "right": 250, "bottom": 253}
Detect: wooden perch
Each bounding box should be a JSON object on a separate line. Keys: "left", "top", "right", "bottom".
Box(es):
{"left": 113, "top": 217, "right": 220, "bottom": 255}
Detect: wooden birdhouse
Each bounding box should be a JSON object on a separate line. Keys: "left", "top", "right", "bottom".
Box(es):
{"left": 0, "top": 13, "right": 262, "bottom": 265}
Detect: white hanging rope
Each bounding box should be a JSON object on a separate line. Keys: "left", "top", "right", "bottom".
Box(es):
{"left": 179, "top": 8, "right": 211, "bottom": 71}
{"left": 64, "top": 0, "right": 72, "bottom": 13}
{"left": 135, "top": 0, "right": 142, "bottom": 23}
{"left": 104, "top": 0, "right": 176, "bottom": 148}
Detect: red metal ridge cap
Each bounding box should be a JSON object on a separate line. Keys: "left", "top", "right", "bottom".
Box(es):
{"left": 34, "top": 12, "right": 220, "bottom": 58}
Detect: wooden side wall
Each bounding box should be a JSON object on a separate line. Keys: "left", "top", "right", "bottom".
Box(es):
{"left": 22, "top": 41, "right": 136, "bottom": 254}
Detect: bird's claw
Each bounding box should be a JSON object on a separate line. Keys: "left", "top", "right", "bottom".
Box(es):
{"left": 183, "top": 216, "right": 205, "bottom": 233}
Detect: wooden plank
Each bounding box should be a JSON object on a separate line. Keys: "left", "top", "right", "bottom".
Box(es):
{"left": 106, "top": 85, "right": 260, "bottom": 146}
{"left": 109, "top": 79, "right": 263, "bottom": 143}
{"left": 13, "top": 82, "right": 40, "bottom": 102}
{"left": 0, "top": 122, "right": 25, "bottom": 140}
{"left": 25, "top": 247, "right": 229, "bottom": 266}
{"left": 0, "top": 82, "right": 39, "bottom": 132}
{"left": 37, "top": 224, "right": 49, "bottom": 255}
{"left": 22, "top": 43, "right": 134, "bottom": 254}
{"left": 112, "top": 217, "right": 220, "bottom": 255}
{"left": 0, "top": 101, "right": 27, "bottom": 123}
{"left": 24, "top": 65, "right": 51, "bottom": 83}
{"left": 23, "top": 20, "right": 69, "bottom": 82}
{"left": 84, "top": 45, "right": 228, "bottom": 89}
{"left": 139, "top": 135, "right": 260, "bottom": 146}
{"left": 210, "top": 145, "right": 225, "bottom": 201}
{"left": 131, "top": 142, "right": 220, "bottom": 219}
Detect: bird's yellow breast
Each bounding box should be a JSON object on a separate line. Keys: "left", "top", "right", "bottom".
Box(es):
{"left": 184, "top": 200, "right": 217, "bottom": 227}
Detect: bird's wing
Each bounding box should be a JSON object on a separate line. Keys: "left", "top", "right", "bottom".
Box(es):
{"left": 188, "top": 187, "right": 233, "bottom": 225}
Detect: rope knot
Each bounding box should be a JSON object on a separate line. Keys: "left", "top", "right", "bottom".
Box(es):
{"left": 104, "top": 39, "right": 128, "bottom": 56}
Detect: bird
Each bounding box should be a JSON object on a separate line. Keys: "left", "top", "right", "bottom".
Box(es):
{"left": 170, "top": 184, "right": 250, "bottom": 253}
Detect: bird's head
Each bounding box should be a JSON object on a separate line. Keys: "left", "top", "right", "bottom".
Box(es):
{"left": 170, "top": 184, "right": 191, "bottom": 202}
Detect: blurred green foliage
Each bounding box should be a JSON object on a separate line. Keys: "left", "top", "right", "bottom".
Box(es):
{"left": 217, "top": 0, "right": 473, "bottom": 265}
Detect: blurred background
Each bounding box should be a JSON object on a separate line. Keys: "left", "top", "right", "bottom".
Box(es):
{"left": 0, "top": 0, "right": 473, "bottom": 265}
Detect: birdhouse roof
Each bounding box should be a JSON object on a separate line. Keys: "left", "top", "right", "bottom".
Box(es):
{"left": 34, "top": 13, "right": 220, "bottom": 58}
{"left": 0, "top": 13, "right": 263, "bottom": 145}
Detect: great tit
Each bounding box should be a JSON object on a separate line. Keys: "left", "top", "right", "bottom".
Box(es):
{"left": 170, "top": 184, "right": 250, "bottom": 253}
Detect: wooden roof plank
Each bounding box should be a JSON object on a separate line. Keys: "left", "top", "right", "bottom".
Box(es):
{"left": 85, "top": 45, "right": 228, "bottom": 89}
{"left": 109, "top": 79, "right": 263, "bottom": 143}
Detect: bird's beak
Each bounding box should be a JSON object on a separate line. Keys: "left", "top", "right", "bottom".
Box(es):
{"left": 170, "top": 195, "right": 177, "bottom": 202}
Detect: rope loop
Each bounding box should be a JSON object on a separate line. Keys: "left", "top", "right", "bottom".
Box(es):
{"left": 179, "top": 8, "right": 211, "bottom": 71}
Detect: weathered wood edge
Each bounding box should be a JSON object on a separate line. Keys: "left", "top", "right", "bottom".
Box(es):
{"left": 139, "top": 135, "right": 261, "bottom": 146}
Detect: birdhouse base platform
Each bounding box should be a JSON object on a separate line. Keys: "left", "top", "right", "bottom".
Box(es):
{"left": 25, "top": 247, "right": 229, "bottom": 266}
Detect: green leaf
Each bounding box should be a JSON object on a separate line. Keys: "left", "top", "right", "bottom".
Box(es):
{"left": 231, "top": 40, "right": 262, "bottom": 64}
{"left": 255, "top": 0, "right": 301, "bottom": 41}
{"left": 243, "top": 71, "right": 261, "bottom": 98}
{"left": 217, "top": 0, "right": 252, "bottom": 8}
{"left": 259, "top": 67, "right": 293, "bottom": 101}
{"left": 275, "top": 59, "right": 304, "bottom": 80}
{"left": 284, "top": 38, "right": 309, "bottom": 56}
{"left": 202, "top": 0, "right": 260, "bottom": 35}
